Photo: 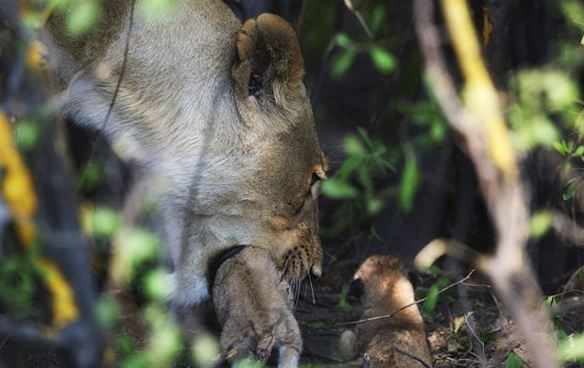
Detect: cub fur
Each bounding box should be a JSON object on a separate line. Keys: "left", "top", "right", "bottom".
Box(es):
{"left": 340, "top": 255, "right": 432, "bottom": 367}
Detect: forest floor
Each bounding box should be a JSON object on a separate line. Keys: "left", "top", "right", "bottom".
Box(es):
{"left": 294, "top": 247, "right": 584, "bottom": 368}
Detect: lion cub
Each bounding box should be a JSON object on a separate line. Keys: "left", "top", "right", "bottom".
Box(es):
{"left": 340, "top": 255, "right": 432, "bottom": 367}
{"left": 213, "top": 246, "right": 301, "bottom": 368}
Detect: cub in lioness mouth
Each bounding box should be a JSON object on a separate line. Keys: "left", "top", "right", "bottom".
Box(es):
{"left": 42, "top": 0, "right": 325, "bottom": 365}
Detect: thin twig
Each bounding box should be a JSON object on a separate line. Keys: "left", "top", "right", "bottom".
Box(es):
{"left": 76, "top": 0, "right": 136, "bottom": 190}
{"left": 331, "top": 270, "right": 475, "bottom": 327}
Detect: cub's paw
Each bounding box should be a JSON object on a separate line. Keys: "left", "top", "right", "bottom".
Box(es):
{"left": 212, "top": 246, "right": 302, "bottom": 367}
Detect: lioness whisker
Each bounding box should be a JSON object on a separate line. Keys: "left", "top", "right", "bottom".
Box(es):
{"left": 307, "top": 270, "right": 316, "bottom": 304}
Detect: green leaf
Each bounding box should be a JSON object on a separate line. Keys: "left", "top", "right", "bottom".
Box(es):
{"left": 192, "top": 333, "right": 220, "bottom": 368}
{"left": 16, "top": 120, "right": 39, "bottom": 150}
{"left": 112, "top": 229, "right": 161, "bottom": 284}
{"left": 422, "top": 285, "right": 440, "bottom": 315}
{"left": 334, "top": 33, "right": 355, "bottom": 49}
{"left": 552, "top": 140, "right": 570, "bottom": 156}
{"left": 144, "top": 268, "right": 170, "bottom": 301}
{"left": 89, "top": 207, "right": 121, "bottom": 238}
{"left": 76, "top": 161, "right": 105, "bottom": 192}
{"left": 573, "top": 145, "right": 584, "bottom": 157}
{"left": 234, "top": 359, "right": 265, "bottom": 368}
{"left": 529, "top": 211, "right": 552, "bottom": 239}
{"left": 558, "top": 333, "right": 584, "bottom": 362}
{"left": 343, "top": 135, "right": 366, "bottom": 156}
{"left": 337, "top": 284, "right": 351, "bottom": 312}
{"left": 331, "top": 49, "right": 357, "bottom": 79}
{"left": 369, "top": 46, "right": 396, "bottom": 74}
{"left": 138, "top": 0, "right": 177, "bottom": 20}
{"left": 370, "top": 5, "right": 386, "bottom": 34}
{"left": 366, "top": 196, "right": 383, "bottom": 215}
{"left": 96, "top": 295, "right": 120, "bottom": 329}
{"left": 321, "top": 178, "right": 359, "bottom": 199}
{"left": 399, "top": 152, "right": 420, "bottom": 212}
{"left": 66, "top": 0, "right": 101, "bottom": 36}
{"left": 505, "top": 352, "right": 523, "bottom": 368}
{"left": 562, "top": 179, "right": 577, "bottom": 201}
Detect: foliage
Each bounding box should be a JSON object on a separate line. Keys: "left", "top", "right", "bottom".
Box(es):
{"left": 505, "top": 352, "right": 524, "bottom": 368}
{"left": 2, "top": 0, "right": 584, "bottom": 367}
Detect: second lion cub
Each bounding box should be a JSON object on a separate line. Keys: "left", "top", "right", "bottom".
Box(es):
{"left": 340, "top": 255, "right": 432, "bottom": 367}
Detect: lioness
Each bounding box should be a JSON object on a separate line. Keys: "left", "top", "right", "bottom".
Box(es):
{"left": 42, "top": 0, "right": 325, "bottom": 365}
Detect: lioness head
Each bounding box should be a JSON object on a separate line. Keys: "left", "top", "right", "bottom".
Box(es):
{"left": 230, "top": 14, "right": 327, "bottom": 283}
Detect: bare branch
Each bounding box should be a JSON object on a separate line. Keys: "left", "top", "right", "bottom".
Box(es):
{"left": 332, "top": 269, "right": 475, "bottom": 327}
{"left": 413, "top": 0, "right": 559, "bottom": 366}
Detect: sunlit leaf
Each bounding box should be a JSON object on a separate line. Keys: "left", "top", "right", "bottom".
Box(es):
{"left": 15, "top": 120, "right": 39, "bottom": 150}
{"left": 76, "top": 161, "right": 105, "bottom": 192}
{"left": 96, "top": 295, "right": 120, "bottom": 329}
{"left": 370, "top": 4, "right": 386, "bottom": 34}
{"left": 331, "top": 49, "right": 357, "bottom": 79}
{"left": 366, "top": 196, "right": 383, "bottom": 215}
{"left": 87, "top": 206, "right": 121, "bottom": 238}
{"left": 334, "top": 33, "right": 356, "bottom": 49}
{"left": 505, "top": 352, "right": 523, "bottom": 368}
{"left": 558, "top": 333, "right": 584, "bottom": 362}
{"left": 192, "top": 333, "right": 220, "bottom": 368}
{"left": 112, "top": 228, "right": 160, "bottom": 285}
{"left": 234, "top": 360, "right": 265, "bottom": 368}
{"left": 399, "top": 152, "right": 420, "bottom": 212}
{"left": 543, "top": 71, "right": 579, "bottom": 110}
{"left": 562, "top": 178, "right": 577, "bottom": 201}
{"left": 144, "top": 304, "right": 183, "bottom": 367}
{"left": 321, "top": 178, "right": 359, "bottom": 199}
{"left": 529, "top": 211, "right": 552, "bottom": 239}
{"left": 573, "top": 145, "right": 584, "bottom": 157}
{"left": 144, "top": 268, "right": 170, "bottom": 301}
{"left": 370, "top": 46, "right": 396, "bottom": 74}
{"left": 422, "top": 285, "right": 440, "bottom": 315}
{"left": 66, "top": 0, "right": 101, "bottom": 36}
{"left": 138, "top": 0, "right": 178, "bottom": 21}
{"left": 343, "top": 135, "right": 366, "bottom": 156}
{"left": 337, "top": 283, "right": 351, "bottom": 312}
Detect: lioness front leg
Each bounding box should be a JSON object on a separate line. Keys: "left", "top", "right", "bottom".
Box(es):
{"left": 212, "top": 246, "right": 301, "bottom": 367}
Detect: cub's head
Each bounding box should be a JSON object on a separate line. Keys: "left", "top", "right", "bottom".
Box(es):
{"left": 352, "top": 255, "right": 418, "bottom": 313}
{"left": 229, "top": 14, "right": 326, "bottom": 284}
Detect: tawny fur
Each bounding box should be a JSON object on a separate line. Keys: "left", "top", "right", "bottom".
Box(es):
{"left": 341, "top": 255, "right": 433, "bottom": 367}
{"left": 213, "top": 247, "right": 301, "bottom": 367}
{"left": 42, "top": 1, "right": 324, "bottom": 366}
{"left": 42, "top": 0, "right": 325, "bottom": 305}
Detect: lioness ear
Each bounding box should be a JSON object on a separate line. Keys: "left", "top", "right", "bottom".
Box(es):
{"left": 232, "top": 13, "right": 305, "bottom": 100}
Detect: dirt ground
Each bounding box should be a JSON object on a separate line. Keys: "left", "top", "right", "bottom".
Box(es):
{"left": 294, "top": 248, "right": 584, "bottom": 368}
